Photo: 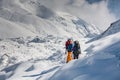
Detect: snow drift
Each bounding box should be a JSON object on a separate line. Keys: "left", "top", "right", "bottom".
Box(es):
{"left": 50, "top": 32, "right": 120, "bottom": 80}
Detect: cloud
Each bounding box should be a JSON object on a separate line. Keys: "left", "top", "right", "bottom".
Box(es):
{"left": 39, "top": 0, "right": 117, "bottom": 31}
{"left": 66, "top": 0, "right": 117, "bottom": 31}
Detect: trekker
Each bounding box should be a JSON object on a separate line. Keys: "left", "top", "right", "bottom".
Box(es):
{"left": 65, "top": 39, "right": 73, "bottom": 63}
{"left": 73, "top": 40, "right": 81, "bottom": 59}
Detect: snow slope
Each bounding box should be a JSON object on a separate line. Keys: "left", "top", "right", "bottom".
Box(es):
{"left": 0, "top": 17, "right": 36, "bottom": 38}
{"left": 0, "top": 36, "right": 65, "bottom": 80}
{"left": 0, "top": 35, "right": 87, "bottom": 80}
{"left": 0, "top": 29, "right": 119, "bottom": 80}
{"left": 1, "top": 0, "right": 117, "bottom": 80}
{"left": 0, "top": 0, "right": 100, "bottom": 78}
{"left": 50, "top": 32, "right": 120, "bottom": 80}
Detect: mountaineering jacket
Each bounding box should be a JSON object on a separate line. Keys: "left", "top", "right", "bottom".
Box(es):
{"left": 67, "top": 44, "right": 73, "bottom": 52}
{"left": 73, "top": 42, "right": 81, "bottom": 55}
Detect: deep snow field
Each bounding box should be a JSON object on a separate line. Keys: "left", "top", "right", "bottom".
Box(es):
{"left": 0, "top": 31, "right": 120, "bottom": 80}
{"left": 0, "top": 35, "right": 87, "bottom": 80}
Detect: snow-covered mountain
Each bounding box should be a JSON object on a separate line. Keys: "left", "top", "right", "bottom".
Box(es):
{"left": 0, "top": 0, "right": 101, "bottom": 79}
{"left": 48, "top": 19, "right": 120, "bottom": 80}
{"left": 87, "top": 19, "right": 120, "bottom": 43}
{"left": 1, "top": 0, "right": 119, "bottom": 80}
{"left": 101, "top": 19, "right": 120, "bottom": 37}
{"left": 0, "top": 0, "right": 100, "bottom": 39}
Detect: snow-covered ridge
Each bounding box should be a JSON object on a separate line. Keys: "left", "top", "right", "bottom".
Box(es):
{"left": 0, "top": 0, "right": 99, "bottom": 73}
{"left": 0, "top": 0, "right": 100, "bottom": 39}
{"left": 87, "top": 19, "right": 120, "bottom": 43}
{"left": 101, "top": 19, "right": 120, "bottom": 37}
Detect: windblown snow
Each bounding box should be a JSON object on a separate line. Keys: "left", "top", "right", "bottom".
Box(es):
{"left": 0, "top": 0, "right": 120, "bottom": 80}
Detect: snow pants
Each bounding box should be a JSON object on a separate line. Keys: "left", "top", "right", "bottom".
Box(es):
{"left": 73, "top": 50, "right": 81, "bottom": 59}
{"left": 73, "top": 53, "right": 79, "bottom": 59}
{"left": 66, "top": 51, "right": 73, "bottom": 63}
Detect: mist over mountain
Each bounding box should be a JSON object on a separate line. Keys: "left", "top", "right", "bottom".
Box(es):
{"left": 0, "top": 0, "right": 101, "bottom": 39}
{"left": 87, "top": 0, "right": 120, "bottom": 18}
{"left": 39, "top": 0, "right": 118, "bottom": 31}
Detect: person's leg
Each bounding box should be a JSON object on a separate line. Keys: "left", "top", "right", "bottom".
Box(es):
{"left": 73, "top": 52, "right": 77, "bottom": 59}
{"left": 76, "top": 54, "right": 79, "bottom": 59}
{"left": 66, "top": 51, "right": 73, "bottom": 63}
{"left": 74, "top": 54, "right": 77, "bottom": 59}
{"left": 76, "top": 51, "right": 80, "bottom": 59}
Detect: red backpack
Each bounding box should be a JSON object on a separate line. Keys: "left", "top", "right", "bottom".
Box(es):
{"left": 65, "top": 40, "right": 71, "bottom": 49}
